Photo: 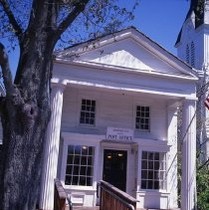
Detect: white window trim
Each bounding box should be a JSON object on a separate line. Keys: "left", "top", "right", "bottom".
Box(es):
{"left": 140, "top": 151, "right": 166, "bottom": 191}
{"left": 79, "top": 98, "right": 96, "bottom": 126}
{"left": 138, "top": 144, "right": 169, "bottom": 193}
{"left": 60, "top": 132, "right": 101, "bottom": 190}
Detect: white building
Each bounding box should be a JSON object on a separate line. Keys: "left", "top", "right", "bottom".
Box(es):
{"left": 175, "top": 0, "right": 209, "bottom": 162}
{"left": 38, "top": 27, "right": 198, "bottom": 210}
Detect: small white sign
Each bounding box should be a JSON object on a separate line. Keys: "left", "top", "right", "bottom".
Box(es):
{"left": 106, "top": 127, "right": 134, "bottom": 141}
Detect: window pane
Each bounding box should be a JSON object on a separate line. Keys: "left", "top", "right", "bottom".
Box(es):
{"left": 148, "top": 180, "right": 153, "bottom": 189}
{"left": 75, "top": 146, "right": 81, "bottom": 154}
{"left": 148, "top": 161, "right": 153, "bottom": 169}
{"left": 87, "top": 167, "right": 92, "bottom": 176}
{"left": 154, "top": 153, "right": 159, "bottom": 160}
{"left": 80, "top": 167, "right": 86, "bottom": 175}
{"left": 141, "top": 170, "right": 147, "bottom": 179}
{"left": 87, "top": 177, "right": 92, "bottom": 186}
{"left": 141, "top": 180, "right": 146, "bottom": 189}
{"left": 148, "top": 153, "right": 153, "bottom": 160}
{"left": 81, "top": 156, "right": 87, "bottom": 165}
{"left": 74, "top": 156, "right": 80, "bottom": 165}
{"left": 72, "top": 176, "right": 79, "bottom": 185}
{"left": 154, "top": 181, "right": 159, "bottom": 189}
{"left": 66, "top": 165, "right": 72, "bottom": 175}
{"left": 88, "top": 156, "right": 93, "bottom": 165}
{"left": 142, "top": 152, "right": 147, "bottom": 159}
{"left": 142, "top": 160, "right": 147, "bottom": 169}
{"left": 154, "top": 161, "right": 160, "bottom": 170}
{"left": 154, "top": 171, "right": 159, "bottom": 179}
{"left": 148, "top": 171, "right": 153, "bottom": 179}
{"left": 79, "top": 177, "right": 84, "bottom": 186}
{"left": 67, "top": 155, "right": 73, "bottom": 164}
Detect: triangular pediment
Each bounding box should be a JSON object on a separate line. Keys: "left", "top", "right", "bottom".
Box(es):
{"left": 55, "top": 28, "right": 197, "bottom": 79}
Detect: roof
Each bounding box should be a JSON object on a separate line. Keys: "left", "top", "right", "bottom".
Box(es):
{"left": 55, "top": 27, "right": 198, "bottom": 81}
{"left": 56, "top": 27, "right": 195, "bottom": 70}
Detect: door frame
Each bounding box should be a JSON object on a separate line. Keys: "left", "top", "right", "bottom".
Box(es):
{"left": 100, "top": 141, "right": 138, "bottom": 195}
{"left": 103, "top": 149, "right": 128, "bottom": 191}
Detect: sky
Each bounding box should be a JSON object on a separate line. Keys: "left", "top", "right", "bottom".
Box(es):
{"left": 2, "top": 0, "right": 190, "bottom": 76}
{"left": 131, "top": 0, "right": 190, "bottom": 55}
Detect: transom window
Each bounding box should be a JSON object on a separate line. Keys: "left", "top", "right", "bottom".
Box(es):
{"left": 141, "top": 151, "right": 166, "bottom": 190}
{"left": 65, "top": 145, "right": 94, "bottom": 186}
{"left": 135, "top": 106, "right": 150, "bottom": 131}
{"left": 80, "top": 99, "right": 96, "bottom": 125}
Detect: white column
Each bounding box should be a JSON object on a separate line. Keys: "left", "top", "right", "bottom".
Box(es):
{"left": 181, "top": 99, "right": 197, "bottom": 210}
{"left": 167, "top": 105, "right": 178, "bottom": 208}
{"left": 39, "top": 83, "right": 65, "bottom": 210}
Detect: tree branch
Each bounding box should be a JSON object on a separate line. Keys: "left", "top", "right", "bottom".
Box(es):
{"left": 0, "top": 43, "right": 13, "bottom": 95}
{"left": 198, "top": 158, "right": 209, "bottom": 170}
{"left": 56, "top": 0, "right": 90, "bottom": 38}
{"left": 0, "top": 0, "right": 23, "bottom": 41}
{"left": 0, "top": 43, "right": 25, "bottom": 108}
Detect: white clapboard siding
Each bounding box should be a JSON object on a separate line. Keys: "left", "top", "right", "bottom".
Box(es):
{"left": 61, "top": 86, "right": 167, "bottom": 140}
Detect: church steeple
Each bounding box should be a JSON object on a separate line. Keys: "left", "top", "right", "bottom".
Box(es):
{"left": 187, "top": 0, "right": 209, "bottom": 27}
{"left": 175, "top": 0, "right": 209, "bottom": 46}
{"left": 175, "top": 0, "right": 209, "bottom": 165}
{"left": 189, "top": 0, "right": 204, "bottom": 27}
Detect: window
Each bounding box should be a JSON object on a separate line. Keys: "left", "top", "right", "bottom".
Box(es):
{"left": 191, "top": 42, "right": 195, "bottom": 67}
{"left": 80, "top": 99, "right": 96, "bottom": 125}
{"left": 65, "top": 145, "right": 94, "bottom": 186}
{"left": 186, "top": 44, "right": 190, "bottom": 64}
{"left": 135, "top": 106, "right": 150, "bottom": 131}
{"left": 141, "top": 151, "right": 166, "bottom": 190}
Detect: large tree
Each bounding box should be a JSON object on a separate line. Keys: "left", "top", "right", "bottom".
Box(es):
{"left": 0, "top": 0, "right": 138, "bottom": 209}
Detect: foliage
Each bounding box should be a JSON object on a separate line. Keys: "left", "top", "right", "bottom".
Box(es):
{"left": 196, "top": 163, "right": 209, "bottom": 210}
{"left": 0, "top": 0, "right": 139, "bottom": 50}
{"left": 0, "top": 1, "right": 139, "bottom": 209}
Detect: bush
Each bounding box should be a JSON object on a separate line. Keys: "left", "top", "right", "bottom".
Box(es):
{"left": 197, "top": 164, "right": 209, "bottom": 210}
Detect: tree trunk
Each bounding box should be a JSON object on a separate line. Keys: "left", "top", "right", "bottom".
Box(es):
{"left": 0, "top": 0, "right": 91, "bottom": 208}
{"left": 0, "top": 33, "right": 55, "bottom": 210}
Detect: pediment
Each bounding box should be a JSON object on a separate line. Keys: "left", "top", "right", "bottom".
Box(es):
{"left": 55, "top": 28, "right": 197, "bottom": 79}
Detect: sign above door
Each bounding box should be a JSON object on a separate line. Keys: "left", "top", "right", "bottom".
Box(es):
{"left": 106, "top": 127, "right": 134, "bottom": 142}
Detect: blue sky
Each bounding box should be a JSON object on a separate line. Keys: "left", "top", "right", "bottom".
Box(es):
{"left": 3, "top": 0, "right": 190, "bottom": 76}
{"left": 132, "top": 0, "right": 190, "bottom": 54}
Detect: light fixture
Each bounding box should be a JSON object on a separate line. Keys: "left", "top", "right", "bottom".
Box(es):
{"left": 82, "top": 146, "right": 87, "bottom": 150}
{"left": 107, "top": 155, "right": 112, "bottom": 159}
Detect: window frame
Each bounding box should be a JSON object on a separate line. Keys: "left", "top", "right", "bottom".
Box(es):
{"left": 79, "top": 98, "right": 96, "bottom": 126}
{"left": 140, "top": 151, "right": 166, "bottom": 191}
{"left": 135, "top": 105, "right": 150, "bottom": 132}
{"left": 64, "top": 144, "right": 95, "bottom": 187}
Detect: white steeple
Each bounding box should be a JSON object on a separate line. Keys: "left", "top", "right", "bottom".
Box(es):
{"left": 176, "top": 0, "right": 209, "bottom": 162}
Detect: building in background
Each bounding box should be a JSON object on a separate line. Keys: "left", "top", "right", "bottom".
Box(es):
{"left": 38, "top": 27, "right": 198, "bottom": 210}
{"left": 175, "top": 0, "right": 209, "bottom": 162}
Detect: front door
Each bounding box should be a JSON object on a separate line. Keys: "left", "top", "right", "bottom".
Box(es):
{"left": 103, "top": 149, "right": 127, "bottom": 192}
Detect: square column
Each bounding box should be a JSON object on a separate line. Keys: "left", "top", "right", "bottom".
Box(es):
{"left": 39, "top": 83, "right": 65, "bottom": 210}
{"left": 181, "top": 99, "right": 197, "bottom": 210}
